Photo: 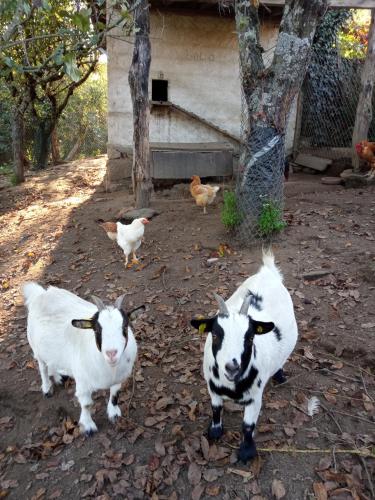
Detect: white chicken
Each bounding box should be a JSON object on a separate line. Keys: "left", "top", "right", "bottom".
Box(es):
{"left": 100, "top": 217, "right": 149, "bottom": 268}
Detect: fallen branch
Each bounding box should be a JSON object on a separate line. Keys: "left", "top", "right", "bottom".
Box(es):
{"left": 256, "top": 447, "right": 374, "bottom": 458}
{"left": 360, "top": 456, "right": 375, "bottom": 499}
{"left": 315, "top": 350, "right": 373, "bottom": 378}
{"left": 319, "top": 400, "right": 343, "bottom": 434}
{"left": 126, "top": 370, "right": 136, "bottom": 416}
{"left": 223, "top": 441, "right": 374, "bottom": 457}
{"left": 360, "top": 370, "right": 374, "bottom": 402}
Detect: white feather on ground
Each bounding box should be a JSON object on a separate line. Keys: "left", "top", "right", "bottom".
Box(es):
{"left": 307, "top": 396, "right": 320, "bottom": 417}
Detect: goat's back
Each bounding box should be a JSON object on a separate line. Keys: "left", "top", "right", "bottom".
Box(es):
{"left": 225, "top": 256, "right": 297, "bottom": 374}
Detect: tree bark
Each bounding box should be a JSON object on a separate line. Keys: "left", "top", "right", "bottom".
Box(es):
{"left": 51, "top": 127, "right": 61, "bottom": 164}
{"left": 128, "top": 0, "right": 152, "bottom": 208}
{"left": 65, "top": 126, "right": 88, "bottom": 161}
{"left": 11, "top": 110, "right": 25, "bottom": 184}
{"left": 235, "top": 0, "right": 328, "bottom": 230}
{"left": 33, "top": 120, "right": 53, "bottom": 170}
{"left": 351, "top": 10, "right": 375, "bottom": 173}
{"left": 10, "top": 92, "right": 31, "bottom": 183}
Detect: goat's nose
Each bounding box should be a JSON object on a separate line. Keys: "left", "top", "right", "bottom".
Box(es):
{"left": 106, "top": 350, "right": 118, "bottom": 360}
{"left": 225, "top": 359, "right": 239, "bottom": 374}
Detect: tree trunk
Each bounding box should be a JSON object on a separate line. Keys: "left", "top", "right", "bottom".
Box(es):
{"left": 128, "top": 0, "right": 152, "bottom": 209}
{"left": 235, "top": 0, "right": 328, "bottom": 233}
{"left": 11, "top": 111, "right": 25, "bottom": 184}
{"left": 51, "top": 127, "right": 61, "bottom": 164}
{"left": 352, "top": 10, "right": 375, "bottom": 173}
{"left": 33, "top": 120, "right": 53, "bottom": 170}
{"left": 65, "top": 127, "right": 88, "bottom": 161}
{"left": 11, "top": 94, "right": 31, "bottom": 184}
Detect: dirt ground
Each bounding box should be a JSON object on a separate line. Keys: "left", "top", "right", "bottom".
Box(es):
{"left": 0, "top": 157, "right": 374, "bottom": 500}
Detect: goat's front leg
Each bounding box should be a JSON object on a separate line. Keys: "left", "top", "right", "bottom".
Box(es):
{"left": 207, "top": 393, "right": 224, "bottom": 440}
{"left": 238, "top": 394, "right": 263, "bottom": 463}
{"left": 107, "top": 383, "right": 122, "bottom": 422}
{"left": 76, "top": 387, "right": 97, "bottom": 436}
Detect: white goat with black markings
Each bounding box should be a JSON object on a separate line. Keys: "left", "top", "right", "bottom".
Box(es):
{"left": 23, "top": 282, "right": 139, "bottom": 435}
{"left": 191, "top": 251, "right": 298, "bottom": 463}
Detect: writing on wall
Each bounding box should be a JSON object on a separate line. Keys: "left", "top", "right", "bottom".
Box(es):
{"left": 185, "top": 50, "right": 215, "bottom": 62}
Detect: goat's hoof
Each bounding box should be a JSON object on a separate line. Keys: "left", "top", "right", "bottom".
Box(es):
{"left": 272, "top": 368, "right": 287, "bottom": 385}
{"left": 84, "top": 429, "right": 96, "bottom": 437}
{"left": 207, "top": 424, "right": 224, "bottom": 440}
{"left": 80, "top": 421, "right": 98, "bottom": 437}
{"left": 108, "top": 406, "right": 121, "bottom": 423}
{"left": 109, "top": 414, "right": 120, "bottom": 424}
{"left": 238, "top": 440, "right": 257, "bottom": 463}
{"left": 43, "top": 388, "right": 54, "bottom": 398}
{"left": 83, "top": 426, "right": 98, "bottom": 437}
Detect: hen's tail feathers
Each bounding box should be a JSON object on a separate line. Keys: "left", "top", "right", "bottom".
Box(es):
{"left": 100, "top": 222, "right": 118, "bottom": 241}
{"left": 213, "top": 186, "right": 220, "bottom": 193}
{"left": 262, "top": 248, "right": 283, "bottom": 282}
{"left": 23, "top": 282, "right": 45, "bottom": 308}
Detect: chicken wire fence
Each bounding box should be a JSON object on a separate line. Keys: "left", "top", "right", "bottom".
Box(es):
{"left": 234, "top": 48, "right": 286, "bottom": 244}
{"left": 300, "top": 45, "right": 375, "bottom": 160}
{"left": 234, "top": 19, "right": 375, "bottom": 244}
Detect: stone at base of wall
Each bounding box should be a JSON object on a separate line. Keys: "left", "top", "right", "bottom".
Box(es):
{"left": 97, "top": 180, "right": 132, "bottom": 193}
{"left": 106, "top": 157, "right": 133, "bottom": 183}
{"left": 106, "top": 143, "right": 133, "bottom": 184}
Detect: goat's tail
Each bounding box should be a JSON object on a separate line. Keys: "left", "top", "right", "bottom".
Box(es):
{"left": 23, "top": 282, "right": 45, "bottom": 308}
{"left": 262, "top": 248, "right": 283, "bottom": 282}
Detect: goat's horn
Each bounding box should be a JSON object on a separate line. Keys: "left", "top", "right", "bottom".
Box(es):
{"left": 91, "top": 295, "right": 106, "bottom": 311}
{"left": 239, "top": 291, "right": 252, "bottom": 316}
{"left": 213, "top": 292, "right": 229, "bottom": 317}
{"left": 114, "top": 294, "right": 126, "bottom": 310}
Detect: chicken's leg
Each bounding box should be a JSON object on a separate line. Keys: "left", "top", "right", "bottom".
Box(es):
{"left": 124, "top": 254, "right": 129, "bottom": 268}
{"left": 132, "top": 251, "right": 139, "bottom": 265}
{"left": 203, "top": 206, "right": 207, "bottom": 215}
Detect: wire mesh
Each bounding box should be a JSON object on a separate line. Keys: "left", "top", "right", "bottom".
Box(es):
{"left": 234, "top": 13, "right": 375, "bottom": 244}
{"left": 234, "top": 46, "right": 286, "bottom": 244}
{"left": 300, "top": 34, "right": 375, "bottom": 161}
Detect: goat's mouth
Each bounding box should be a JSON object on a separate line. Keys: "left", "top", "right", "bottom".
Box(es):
{"left": 225, "top": 371, "right": 243, "bottom": 384}
{"left": 107, "top": 359, "right": 119, "bottom": 368}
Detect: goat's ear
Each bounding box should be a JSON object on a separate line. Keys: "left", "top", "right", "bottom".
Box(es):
{"left": 128, "top": 304, "right": 146, "bottom": 321}
{"left": 252, "top": 320, "right": 275, "bottom": 335}
{"left": 72, "top": 319, "right": 94, "bottom": 330}
{"left": 191, "top": 316, "right": 216, "bottom": 334}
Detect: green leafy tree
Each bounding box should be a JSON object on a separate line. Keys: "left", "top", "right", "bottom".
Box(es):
{"left": 0, "top": 0, "right": 132, "bottom": 181}
{"left": 339, "top": 9, "right": 371, "bottom": 59}
{"left": 57, "top": 61, "right": 107, "bottom": 160}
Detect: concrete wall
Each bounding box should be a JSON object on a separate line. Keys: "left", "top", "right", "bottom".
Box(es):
{"left": 107, "top": 10, "right": 297, "bottom": 177}
{"left": 108, "top": 10, "right": 243, "bottom": 150}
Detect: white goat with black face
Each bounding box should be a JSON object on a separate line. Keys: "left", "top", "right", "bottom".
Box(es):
{"left": 191, "top": 252, "right": 298, "bottom": 463}
{"left": 23, "top": 282, "right": 139, "bottom": 435}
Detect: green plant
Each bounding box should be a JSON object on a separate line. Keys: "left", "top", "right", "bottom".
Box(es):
{"left": 257, "top": 201, "right": 286, "bottom": 238}
{"left": 221, "top": 191, "right": 243, "bottom": 230}
{"left": 10, "top": 173, "right": 19, "bottom": 186}
{"left": 0, "top": 163, "right": 20, "bottom": 185}
{"left": 0, "top": 163, "right": 12, "bottom": 175}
